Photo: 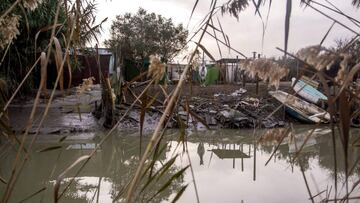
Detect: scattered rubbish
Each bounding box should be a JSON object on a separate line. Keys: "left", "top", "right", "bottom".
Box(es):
{"left": 230, "top": 88, "right": 247, "bottom": 96}
{"left": 242, "top": 97, "right": 260, "bottom": 107}
{"left": 214, "top": 93, "right": 225, "bottom": 97}
{"left": 178, "top": 95, "right": 284, "bottom": 129}
{"left": 205, "top": 114, "right": 217, "bottom": 126}
{"left": 66, "top": 143, "right": 97, "bottom": 150}
{"left": 77, "top": 77, "right": 96, "bottom": 93}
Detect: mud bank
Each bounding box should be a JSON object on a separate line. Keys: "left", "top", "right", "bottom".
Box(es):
{"left": 8, "top": 86, "right": 103, "bottom": 134}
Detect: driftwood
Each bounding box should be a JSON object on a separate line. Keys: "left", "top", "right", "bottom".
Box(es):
{"left": 102, "top": 78, "right": 115, "bottom": 128}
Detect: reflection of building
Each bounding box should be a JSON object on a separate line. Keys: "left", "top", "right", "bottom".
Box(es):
{"left": 211, "top": 148, "right": 250, "bottom": 159}
{"left": 210, "top": 143, "right": 251, "bottom": 169}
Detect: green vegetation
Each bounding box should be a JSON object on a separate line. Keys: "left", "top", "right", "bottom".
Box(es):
{"left": 105, "top": 8, "right": 188, "bottom": 63}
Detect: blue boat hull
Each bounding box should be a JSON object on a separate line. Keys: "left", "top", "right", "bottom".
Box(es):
{"left": 285, "top": 107, "right": 315, "bottom": 124}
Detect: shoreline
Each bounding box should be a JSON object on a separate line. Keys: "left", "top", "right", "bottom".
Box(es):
{"left": 7, "top": 82, "right": 294, "bottom": 135}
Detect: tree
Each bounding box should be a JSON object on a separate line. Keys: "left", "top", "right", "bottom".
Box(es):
{"left": 105, "top": 8, "right": 188, "bottom": 63}
{"left": 334, "top": 38, "right": 360, "bottom": 63}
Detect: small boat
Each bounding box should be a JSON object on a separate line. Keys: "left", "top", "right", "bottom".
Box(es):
{"left": 291, "top": 77, "right": 327, "bottom": 104}
{"left": 269, "top": 90, "right": 330, "bottom": 123}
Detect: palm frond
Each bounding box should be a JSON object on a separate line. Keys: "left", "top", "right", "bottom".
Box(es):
{"left": 221, "top": 0, "right": 250, "bottom": 19}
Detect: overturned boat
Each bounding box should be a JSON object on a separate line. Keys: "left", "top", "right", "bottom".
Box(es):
{"left": 269, "top": 90, "right": 330, "bottom": 124}
{"left": 291, "top": 77, "right": 328, "bottom": 104}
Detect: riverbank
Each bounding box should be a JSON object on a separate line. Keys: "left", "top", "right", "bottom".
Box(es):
{"left": 7, "top": 82, "right": 292, "bottom": 134}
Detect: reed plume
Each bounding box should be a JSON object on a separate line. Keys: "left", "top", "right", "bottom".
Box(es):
{"left": 336, "top": 53, "right": 352, "bottom": 85}
{"left": 296, "top": 45, "right": 353, "bottom": 84}
{"left": 148, "top": 55, "right": 165, "bottom": 84}
{"left": 23, "top": 0, "right": 42, "bottom": 11}
{"left": 241, "top": 58, "right": 289, "bottom": 89}
{"left": 296, "top": 45, "right": 339, "bottom": 71}
{"left": 0, "top": 14, "right": 20, "bottom": 50}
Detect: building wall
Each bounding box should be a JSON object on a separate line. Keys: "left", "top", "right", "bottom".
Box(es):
{"left": 167, "top": 64, "right": 186, "bottom": 81}
{"left": 62, "top": 54, "right": 111, "bottom": 87}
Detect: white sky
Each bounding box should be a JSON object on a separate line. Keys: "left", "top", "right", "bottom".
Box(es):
{"left": 95, "top": 0, "right": 360, "bottom": 61}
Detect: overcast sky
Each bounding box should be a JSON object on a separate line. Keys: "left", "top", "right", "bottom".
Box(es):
{"left": 96, "top": 0, "right": 359, "bottom": 61}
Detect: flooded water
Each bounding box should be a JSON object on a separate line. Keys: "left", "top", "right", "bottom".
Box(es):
{"left": 1, "top": 126, "right": 360, "bottom": 203}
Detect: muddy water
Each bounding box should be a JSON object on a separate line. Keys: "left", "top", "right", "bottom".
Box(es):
{"left": 1, "top": 127, "right": 360, "bottom": 203}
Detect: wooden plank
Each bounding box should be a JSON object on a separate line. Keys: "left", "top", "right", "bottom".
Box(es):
{"left": 301, "top": 75, "right": 319, "bottom": 88}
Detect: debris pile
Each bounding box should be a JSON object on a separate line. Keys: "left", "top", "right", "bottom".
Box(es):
{"left": 175, "top": 88, "right": 285, "bottom": 129}
{"left": 110, "top": 87, "right": 285, "bottom": 131}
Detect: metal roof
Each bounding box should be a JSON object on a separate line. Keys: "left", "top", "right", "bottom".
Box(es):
{"left": 216, "top": 58, "right": 244, "bottom": 63}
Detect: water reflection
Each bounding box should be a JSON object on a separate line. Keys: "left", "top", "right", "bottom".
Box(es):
{"left": 0, "top": 135, "right": 183, "bottom": 202}
{"left": 175, "top": 127, "right": 360, "bottom": 202}
{"left": 197, "top": 142, "right": 205, "bottom": 165}
{"left": 0, "top": 127, "right": 359, "bottom": 202}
